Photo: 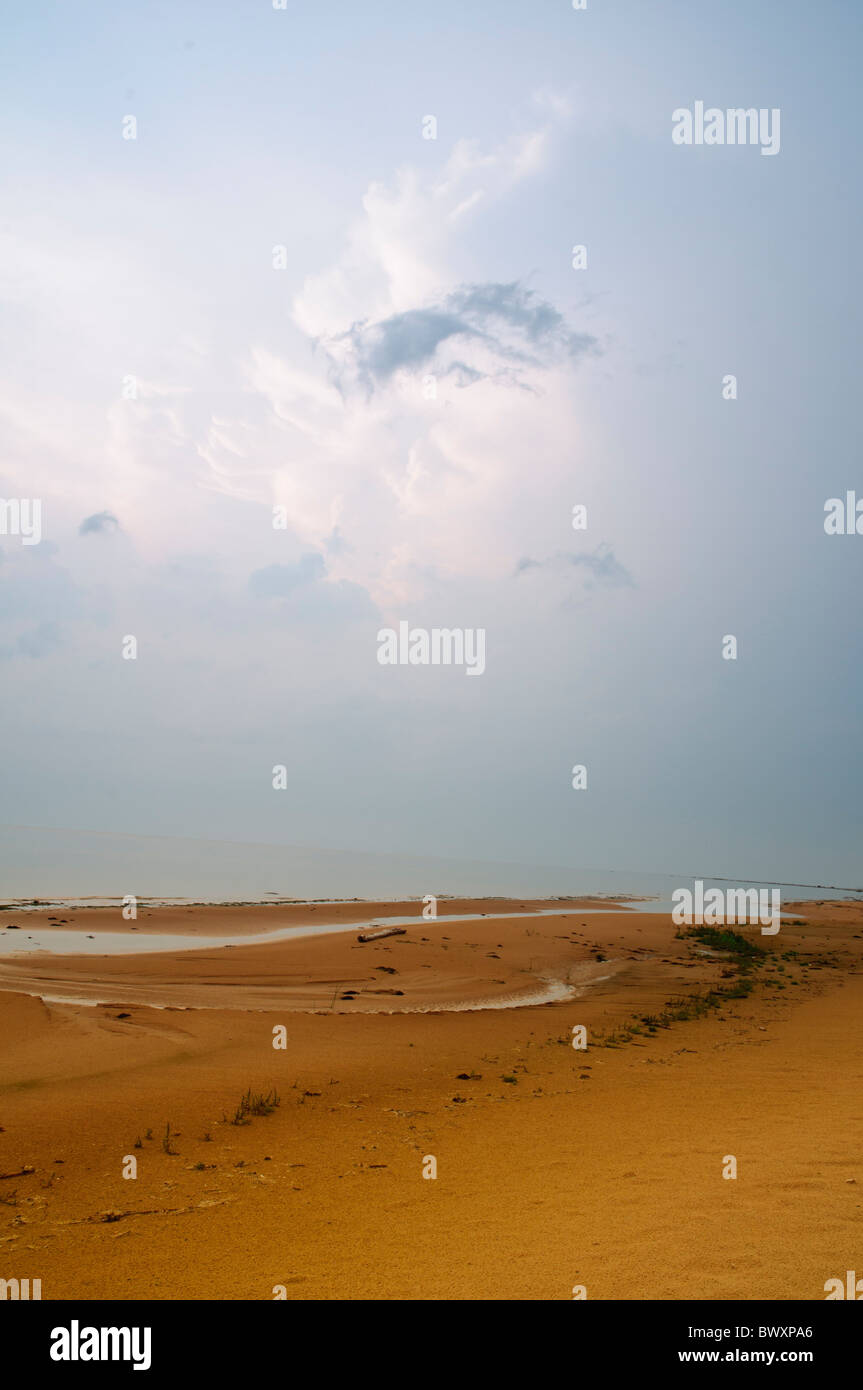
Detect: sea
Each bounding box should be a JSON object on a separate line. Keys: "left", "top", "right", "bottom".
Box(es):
{"left": 2, "top": 824, "right": 860, "bottom": 909}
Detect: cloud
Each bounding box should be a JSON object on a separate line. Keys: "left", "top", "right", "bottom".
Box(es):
{"left": 248, "top": 552, "right": 376, "bottom": 623}
{"left": 447, "top": 282, "right": 590, "bottom": 356}
{"left": 191, "top": 125, "right": 605, "bottom": 606}
{"left": 339, "top": 308, "right": 482, "bottom": 389}
{"left": 516, "top": 545, "right": 635, "bottom": 590}
{"left": 249, "top": 553, "right": 327, "bottom": 597}
{"left": 13, "top": 620, "right": 62, "bottom": 659}
{"left": 79, "top": 511, "right": 120, "bottom": 535}
{"left": 291, "top": 128, "right": 555, "bottom": 343}
{"left": 0, "top": 546, "right": 85, "bottom": 660}
{"left": 0, "top": 115, "right": 610, "bottom": 619}
{"left": 331, "top": 282, "right": 596, "bottom": 394}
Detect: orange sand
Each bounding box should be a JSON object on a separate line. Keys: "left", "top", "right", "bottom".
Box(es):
{"left": 0, "top": 897, "right": 860, "bottom": 1300}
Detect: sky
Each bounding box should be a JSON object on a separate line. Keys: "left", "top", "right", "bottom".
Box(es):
{"left": 1, "top": 0, "right": 861, "bottom": 896}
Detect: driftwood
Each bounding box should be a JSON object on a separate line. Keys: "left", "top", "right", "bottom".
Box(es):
{"left": 356, "top": 926, "right": 406, "bottom": 943}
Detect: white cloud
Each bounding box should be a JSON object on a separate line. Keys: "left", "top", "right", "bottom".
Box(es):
{"left": 292, "top": 128, "right": 552, "bottom": 340}
{"left": 183, "top": 123, "right": 599, "bottom": 607}
{"left": 0, "top": 111, "right": 602, "bottom": 614}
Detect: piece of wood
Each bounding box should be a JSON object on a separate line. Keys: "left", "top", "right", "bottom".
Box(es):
{"left": 356, "top": 926, "right": 406, "bottom": 943}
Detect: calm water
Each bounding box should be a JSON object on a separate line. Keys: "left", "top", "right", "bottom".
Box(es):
{"left": 2, "top": 825, "right": 860, "bottom": 910}
{"left": 0, "top": 907, "right": 624, "bottom": 958}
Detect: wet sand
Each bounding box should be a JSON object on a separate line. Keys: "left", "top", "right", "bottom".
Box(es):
{"left": 0, "top": 897, "right": 860, "bottom": 1299}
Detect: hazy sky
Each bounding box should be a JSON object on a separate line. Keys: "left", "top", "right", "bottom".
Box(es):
{"left": 1, "top": 0, "right": 861, "bottom": 892}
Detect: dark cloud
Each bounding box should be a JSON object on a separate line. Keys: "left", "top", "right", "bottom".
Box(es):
{"left": 516, "top": 545, "right": 634, "bottom": 589}
{"left": 79, "top": 511, "right": 120, "bottom": 535}
{"left": 447, "top": 282, "right": 592, "bottom": 360}
{"left": 344, "top": 309, "right": 484, "bottom": 385}
{"left": 331, "top": 281, "right": 597, "bottom": 392}
{"left": 442, "top": 360, "right": 485, "bottom": 388}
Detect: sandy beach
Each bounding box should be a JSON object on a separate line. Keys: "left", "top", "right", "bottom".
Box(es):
{"left": 0, "top": 896, "right": 860, "bottom": 1300}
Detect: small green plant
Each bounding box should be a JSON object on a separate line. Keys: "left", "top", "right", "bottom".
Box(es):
{"left": 685, "top": 926, "right": 765, "bottom": 958}
{"left": 231, "top": 1088, "right": 281, "bottom": 1125}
